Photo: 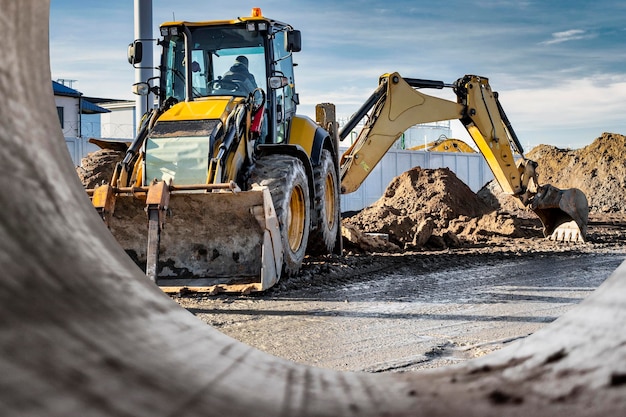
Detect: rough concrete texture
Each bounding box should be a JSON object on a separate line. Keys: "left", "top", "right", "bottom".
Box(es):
{"left": 1, "top": 1, "right": 626, "bottom": 416}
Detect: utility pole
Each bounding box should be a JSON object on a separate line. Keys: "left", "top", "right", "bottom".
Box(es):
{"left": 134, "top": 0, "right": 153, "bottom": 127}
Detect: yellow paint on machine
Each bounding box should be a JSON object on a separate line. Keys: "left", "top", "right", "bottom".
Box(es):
{"left": 158, "top": 97, "right": 244, "bottom": 122}
{"left": 288, "top": 115, "right": 318, "bottom": 158}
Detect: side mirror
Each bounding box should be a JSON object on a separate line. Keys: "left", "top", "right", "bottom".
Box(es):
{"left": 285, "top": 30, "right": 301, "bottom": 53}
{"left": 127, "top": 41, "right": 143, "bottom": 65}
{"left": 132, "top": 82, "right": 150, "bottom": 96}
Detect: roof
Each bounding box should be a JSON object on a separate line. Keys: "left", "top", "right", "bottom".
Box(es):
{"left": 52, "top": 80, "right": 81, "bottom": 97}
{"left": 81, "top": 100, "right": 110, "bottom": 114}
{"left": 52, "top": 81, "right": 110, "bottom": 114}
{"left": 95, "top": 100, "right": 137, "bottom": 111}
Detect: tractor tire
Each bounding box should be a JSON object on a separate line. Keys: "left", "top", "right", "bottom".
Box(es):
{"left": 307, "top": 149, "right": 340, "bottom": 255}
{"left": 248, "top": 154, "right": 311, "bottom": 277}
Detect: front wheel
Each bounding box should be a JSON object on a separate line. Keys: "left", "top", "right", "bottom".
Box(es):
{"left": 307, "top": 149, "right": 340, "bottom": 255}
{"left": 248, "top": 154, "right": 311, "bottom": 277}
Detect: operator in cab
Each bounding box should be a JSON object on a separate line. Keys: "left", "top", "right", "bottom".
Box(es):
{"left": 221, "top": 55, "right": 257, "bottom": 96}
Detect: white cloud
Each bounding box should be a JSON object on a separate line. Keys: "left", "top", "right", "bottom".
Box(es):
{"left": 495, "top": 74, "right": 626, "bottom": 148}
{"left": 501, "top": 75, "right": 626, "bottom": 126}
{"left": 540, "top": 29, "right": 594, "bottom": 45}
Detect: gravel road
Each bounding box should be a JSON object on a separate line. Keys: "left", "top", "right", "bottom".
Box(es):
{"left": 176, "top": 217, "right": 625, "bottom": 373}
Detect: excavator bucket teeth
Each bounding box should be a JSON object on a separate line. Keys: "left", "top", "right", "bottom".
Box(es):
{"left": 108, "top": 187, "right": 283, "bottom": 293}
{"left": 531, "top": 184, "right": 589, "bottom": 242}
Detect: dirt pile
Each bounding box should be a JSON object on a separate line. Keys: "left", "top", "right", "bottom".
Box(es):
{"left": 476, "top": 180, "right": 528, "bottom": 217}
{"left": 526, "top": 132, "right": 626, "bottom": 213}
{"left": 343, "top": 167, "right": 540, "bottom": 252}
{"left": 76, "top": 149, "right": 124, "bottom": 189}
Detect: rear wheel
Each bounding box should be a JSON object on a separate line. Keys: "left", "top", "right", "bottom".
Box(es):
{"left": 248, "top": 154, "right": 311, "bottom": 277}
{"left": 307, "top": 149, "right": 340, "bottom": 254}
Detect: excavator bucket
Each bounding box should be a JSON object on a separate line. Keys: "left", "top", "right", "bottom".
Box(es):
{"left": 106, "top": 184, "right": 283, "bottom": 294}
{"left": 531, "top": 184, "right": 589, "bottom": 242}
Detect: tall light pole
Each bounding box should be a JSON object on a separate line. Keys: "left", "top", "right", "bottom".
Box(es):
{"left": 134, "top": 0, "right": 153, "bottom": 126}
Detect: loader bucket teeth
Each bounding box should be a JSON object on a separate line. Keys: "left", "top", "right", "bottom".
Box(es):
{"left": 531, "top": 184, "right": 589, "bottom": 242}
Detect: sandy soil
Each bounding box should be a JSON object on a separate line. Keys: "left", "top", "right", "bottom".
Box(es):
{"left": 527, "top": 132, "right": 626, "bottom": 213}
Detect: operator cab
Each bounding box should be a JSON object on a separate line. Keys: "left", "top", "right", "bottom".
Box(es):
{"left": 129, "top": 8, "right": 302, "bottom": 145}
{"left": 161, "top": 25, "right": 264, "bottom": 100}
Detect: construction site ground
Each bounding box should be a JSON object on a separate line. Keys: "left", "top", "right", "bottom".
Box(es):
{"left": 177, "top": 220, "right": 624, "bottom": 372}
{"left": 174, "top": 132, "right": 626, "bottom": 373}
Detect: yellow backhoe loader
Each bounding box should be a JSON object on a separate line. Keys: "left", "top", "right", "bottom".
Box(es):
{"left": 87, "top": 8, "right": 588, "bottom": 293}
{"left": 338, "top": 73, "right": 588, "bottom": 243}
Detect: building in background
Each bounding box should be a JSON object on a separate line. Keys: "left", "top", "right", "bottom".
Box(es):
{"left": 53, "top": 80, "right": 111, "bottom": 164}
{"left": 91, "top": 99, "right": 137, "bottom": 140}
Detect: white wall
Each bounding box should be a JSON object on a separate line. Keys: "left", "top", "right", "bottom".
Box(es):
{"left": 65, "top": 102, "right": 136, "bottom": 166}
{"left": 65, "top": 137, "right": 82, "bottom": 166}
{"left": 54, "top": 96, "right": 79, "bottom": 137}
{"left": 101, "top": 107, "right": 135, "bottom": 139}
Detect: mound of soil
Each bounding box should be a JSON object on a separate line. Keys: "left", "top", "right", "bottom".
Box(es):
{"left": 477, "top": 180, "right": 525, "bottom": 216}
{"left": 76, "top": 149, "right": 124, "bottom": 189}
{"left": 526, "top": 132, "right": 626, "bottom": 213}
{"left": 343, "top": 167, "right": 540, "bottom": 252}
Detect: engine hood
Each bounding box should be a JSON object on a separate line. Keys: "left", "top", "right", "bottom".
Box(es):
{"left": 158, "top": 97, "right": 245, "bottom": 122}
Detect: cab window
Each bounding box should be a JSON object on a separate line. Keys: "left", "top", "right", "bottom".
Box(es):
{"left": 272, "top": 29, "right": 297, "bottom": 143}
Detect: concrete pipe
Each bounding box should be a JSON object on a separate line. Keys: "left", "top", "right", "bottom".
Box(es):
{"left": 1, "top": 1, "right": 625, "bottom": 415}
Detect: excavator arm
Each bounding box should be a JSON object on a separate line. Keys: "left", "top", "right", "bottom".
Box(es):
{"left": 339, "top": 74, "right": 463, "bottom": 193}
{"left": 338, "top": 72, "right": 588, "bottom": 242}
{"left": 454, "top": 75, "right": 535, "bottom": 201}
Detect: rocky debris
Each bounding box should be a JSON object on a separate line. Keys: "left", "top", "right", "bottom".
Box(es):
{"left": 475, "top": 181, "right": 544, "bottom": 237}
{"left": 477, "top": 180, "right": 535, "bottom": 219}
{"left": 342, "top": 167, "right": 536, "bottom": 252}
{"left": 76, "top": 149, "right": 124, "bottom": 189}
{"left": 526, "top": 132, "right": 626, "bottom": 213}
{"left": 448, "top": 212, "right": 541, "bottom": 239}
{"left": 341, "top": 224, "right": 401, "bottom": 253}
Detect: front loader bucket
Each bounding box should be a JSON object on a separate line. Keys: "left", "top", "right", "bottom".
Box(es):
{"left": 108, "top": 186, "right": 283, "bottom": 294}
{"left": 531, "top": 184, "right": 589, "bottom": 242}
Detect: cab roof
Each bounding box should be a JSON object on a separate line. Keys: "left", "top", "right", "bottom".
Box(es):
{"left": 160, "top": 9, "right": 288, "bottom": 29}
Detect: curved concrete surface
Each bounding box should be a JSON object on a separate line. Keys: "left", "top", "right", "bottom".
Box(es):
{"left": 1, "top": 2, "right": 625, "bottom": 415}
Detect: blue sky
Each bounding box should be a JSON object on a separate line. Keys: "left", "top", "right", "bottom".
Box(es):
{"left": 50, "top": 0, "right": 626, "bottom": 150}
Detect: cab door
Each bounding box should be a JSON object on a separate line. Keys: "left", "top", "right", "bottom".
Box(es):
{"left": 269, "top": 29, "right": 299, "bottom": 144}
